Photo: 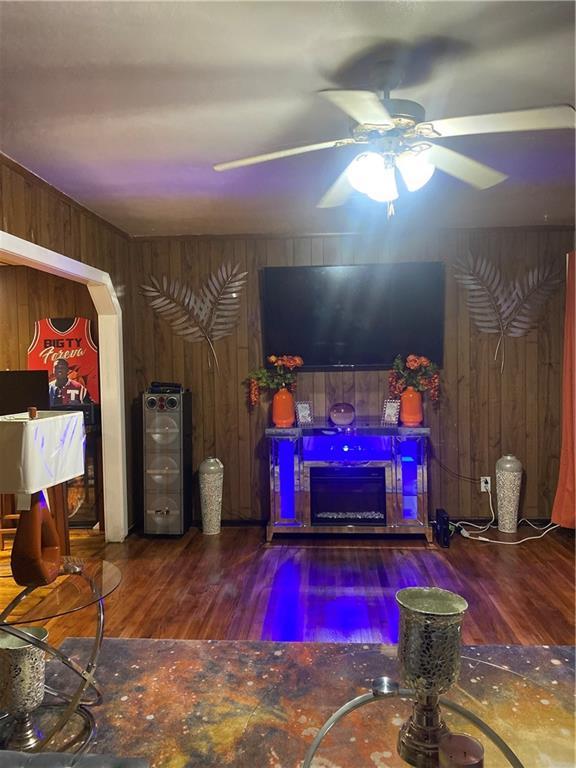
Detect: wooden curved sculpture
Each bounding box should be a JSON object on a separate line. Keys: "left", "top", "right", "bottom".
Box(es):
{"left": 10, "top": 491, "right": 61, "bottom": 586}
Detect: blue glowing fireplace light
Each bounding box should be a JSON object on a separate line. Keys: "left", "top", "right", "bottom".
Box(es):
{"left": 277, "top": 440, "right": 296, "bottom": 520}
{"left": 302, "top": 434, "right": 393, "bottom": 462}
{"left": 399, "top": 438, "right": 419, "bottom": 519}
{"left": 276, "top": 433, "right": 424, "bottom": 525}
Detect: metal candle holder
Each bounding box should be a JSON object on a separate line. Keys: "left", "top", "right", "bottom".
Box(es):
{"left": 302, "top": 587, "right": 525, "bottom": 768}
{"left": 0, "top": 626, "right": 48, "bottom": 750}
{"left": 395, "top": 587, "right": 468, "bottom": 766}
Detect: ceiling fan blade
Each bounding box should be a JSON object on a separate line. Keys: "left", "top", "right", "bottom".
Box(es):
{"left": 317, "top": 165, "right": 355, "bottom": 208}
{"left": 424, "top": 105, "right": 575, "bottom": 138}
{"left": 214, "top": 138, "right": 355, "bottom": 171}
{"left": 319, "top": 90, "right": 394, "bottom": 127}
{"left": 427, "top": 145, "right": 508, "bottom": 189}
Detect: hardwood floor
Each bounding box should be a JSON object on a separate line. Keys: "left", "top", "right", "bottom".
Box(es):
{"left": 0, "top": 526, "right": 573, "bottom": 647}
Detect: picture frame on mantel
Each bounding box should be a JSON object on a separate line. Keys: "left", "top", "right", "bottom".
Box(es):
{"left": 381, "top": 399, "right": 401, "bottom": 427}
{"left": 295, "top": 401, "right": 313, "bottom": 426}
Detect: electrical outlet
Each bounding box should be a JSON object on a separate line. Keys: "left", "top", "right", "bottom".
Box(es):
{"left": 480, "top": 476, "right": 491, "bottom": 493}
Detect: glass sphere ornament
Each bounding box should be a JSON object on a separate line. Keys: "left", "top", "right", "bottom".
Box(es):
{"left": 329, "top": 402, "right": 356, "bottom": 427}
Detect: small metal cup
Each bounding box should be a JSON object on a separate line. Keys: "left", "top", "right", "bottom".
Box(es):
{"left": 0, "top": 626, "right": 48, "bottom": 750}
{"left": 395, "top": 587, "right": 468, "bottom": 767}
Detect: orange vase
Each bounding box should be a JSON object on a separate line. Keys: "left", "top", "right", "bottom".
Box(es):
{"left": 400, "top": 387, "right": 423, "bottom": 427}
{"left": 272, "top": 386, "right": 295, "bottom": 428}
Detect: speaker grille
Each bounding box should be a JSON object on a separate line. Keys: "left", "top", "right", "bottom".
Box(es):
{"left": 143, "top": 393, "right": 186, "bottom": 534}
{"left": 145, "top": 494, "right": 183, "bottom": 535}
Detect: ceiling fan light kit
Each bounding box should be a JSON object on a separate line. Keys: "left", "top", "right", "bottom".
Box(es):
{"left": 346, "top": 147, "right": 435, "bottom": 208}
{"left": 347, "top": 152, "right": 398, "bottom": 202}
{"left": 395, "top": 148, "right": 436, "bottom": 192}
{"left": 213, "top": 81, "right": 575, "bottom": 214}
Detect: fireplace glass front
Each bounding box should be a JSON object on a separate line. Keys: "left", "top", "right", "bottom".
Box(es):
{"left": 310, "top": 466, "right": 386, "bottom": 526}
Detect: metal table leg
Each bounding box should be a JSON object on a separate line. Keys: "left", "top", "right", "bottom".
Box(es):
{"left": 0, "top": 568, "right": 105, "bottom": 753}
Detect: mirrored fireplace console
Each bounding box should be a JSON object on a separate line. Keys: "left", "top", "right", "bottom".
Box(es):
{"left": 265, "top": 421, "right": 432, "bottom": 542}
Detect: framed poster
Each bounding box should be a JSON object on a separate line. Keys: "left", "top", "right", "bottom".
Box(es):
{"left": 28, "top": 317, "right": 100, "bottom": 405}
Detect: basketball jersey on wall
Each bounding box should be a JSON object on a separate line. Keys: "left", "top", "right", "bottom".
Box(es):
{"left": 27, "top": 317, "right": 100, "bottom": 404}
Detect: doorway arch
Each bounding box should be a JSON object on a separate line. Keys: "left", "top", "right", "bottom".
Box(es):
{"left": 0, "top": 229, "right": 128, "bottom": 541}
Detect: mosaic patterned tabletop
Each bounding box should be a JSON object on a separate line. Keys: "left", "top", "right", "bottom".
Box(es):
{"left": 47, "top": 640, "right": 574, "bottom": 768}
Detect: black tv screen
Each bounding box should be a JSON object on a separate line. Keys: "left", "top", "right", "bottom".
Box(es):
{"left": 0, "top": 370, "right": 50, "bottom": 415}
{"left": 261, "top": 263, "right": 444, "bottom": 371}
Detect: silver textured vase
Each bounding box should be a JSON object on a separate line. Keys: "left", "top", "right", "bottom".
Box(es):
{"left": 199, "top": 457, "right": 224, "bottom": 535}
{"left": 396, "top": 587, "right": 468, "bottom": 767}
{"left": 0, "top": 626, "right": 48, "bottom": 750}
{"left": 496, "top": 454, "right": 523, "bottom": 533}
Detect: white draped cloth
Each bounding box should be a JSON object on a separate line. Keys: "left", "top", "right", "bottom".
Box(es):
{"left": 0, "top": 411, "right": 85, "bottom": 494}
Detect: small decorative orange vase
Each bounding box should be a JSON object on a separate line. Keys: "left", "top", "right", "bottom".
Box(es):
{"left": 272, "top": 387, "right": 295, "bottom": 428}
{"left": 400, "top": 387, "right": 423, "bottom": 427}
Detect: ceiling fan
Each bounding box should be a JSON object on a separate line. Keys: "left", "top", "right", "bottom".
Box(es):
{"left": 213, "top": 88, "right": 575, "bottom": 211}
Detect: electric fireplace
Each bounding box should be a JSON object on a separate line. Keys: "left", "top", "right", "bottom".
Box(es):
{"left": 266, "top": 420, "right": 431, "bottom": 541}
{"left": 310, "top": 466, "right": 386, "bottom": 526}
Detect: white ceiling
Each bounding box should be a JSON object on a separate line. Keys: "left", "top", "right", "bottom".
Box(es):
{"left": 1, "top": 1, "right": 574, "bottom": 236}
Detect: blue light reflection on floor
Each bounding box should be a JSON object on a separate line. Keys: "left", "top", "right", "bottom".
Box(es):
{"left": 261, "top": 554, "right": 403, "bottom": 643}
{"left": 261, "top": 558, "right": 303, "bottom": 641}
{"left": 320, "top": 595, "right": 373, "bottom": 642}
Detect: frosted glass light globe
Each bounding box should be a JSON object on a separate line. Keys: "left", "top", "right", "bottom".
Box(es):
{"left": 347, "top": 152, "right": 386, "bottom": 194}
{"left": 396, "top": 150, "right": 436, "bottom": 192}
{"left": 364, "top": 165, "right": 399, "bottom": 202}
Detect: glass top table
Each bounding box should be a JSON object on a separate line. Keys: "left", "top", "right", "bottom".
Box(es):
{"left": 0, "top": 558, "right": 122, "bottom": 754}
{"left": 0, "top": 558, "right": 122, "bottom": 626}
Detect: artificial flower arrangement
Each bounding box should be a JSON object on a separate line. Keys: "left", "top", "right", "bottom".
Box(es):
{"left": 388, "top": 354, "right": 440, "bottom": 401}
{"left": 247, "top": 355, "right": 304, "bottom": 407}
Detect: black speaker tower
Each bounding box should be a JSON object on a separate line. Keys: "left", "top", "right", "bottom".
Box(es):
{"left": 141, "top": 388, "right": 192, "bottom": 535}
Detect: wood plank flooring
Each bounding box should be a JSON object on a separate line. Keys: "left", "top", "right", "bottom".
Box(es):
{"left": 0, "top": 526, "right": 573, "bottom": 647}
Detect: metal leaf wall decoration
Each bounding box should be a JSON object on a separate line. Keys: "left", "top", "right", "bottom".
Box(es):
{"left": 453, "top": 253, "right": 563, "bottom": 372}
{"left": 140, "top": 263, "right": 248, "bottom": 371}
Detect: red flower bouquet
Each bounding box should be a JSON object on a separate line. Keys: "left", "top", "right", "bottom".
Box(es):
{"left": 246, "top": 355, "right": 304, "bottom": 407}
{"left": 388, "top": 354, "right": 440, "bottom": 401}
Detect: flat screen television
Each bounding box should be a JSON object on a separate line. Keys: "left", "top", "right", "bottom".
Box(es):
{"left": 0, "top": 370, "right": 50, "bottom": 416}
{"left": 260, "top": 262, "right": 444, "bottom": 371}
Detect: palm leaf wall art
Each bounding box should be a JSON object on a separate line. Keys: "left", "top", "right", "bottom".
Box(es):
{"left": 453, "top": 253, "right": 563, "bottom": 372}
{"left": 140, "top": 263, "right": 248, "bottom": 371}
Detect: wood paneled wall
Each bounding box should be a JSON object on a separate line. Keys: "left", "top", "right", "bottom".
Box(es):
{"left": 1, "top": 153, "right": 571, "bottom": 526}
{"left": 0, "top": 155, "right": 134, "bottom": 521}
{"left": 0, "top": 156, "right": 130, "bottom": 354}
{"left": 130, "top": 228, "right": 571, "bottom": 523}
{"left": 0, "top": 266, "right": 97, "bottom": 371}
